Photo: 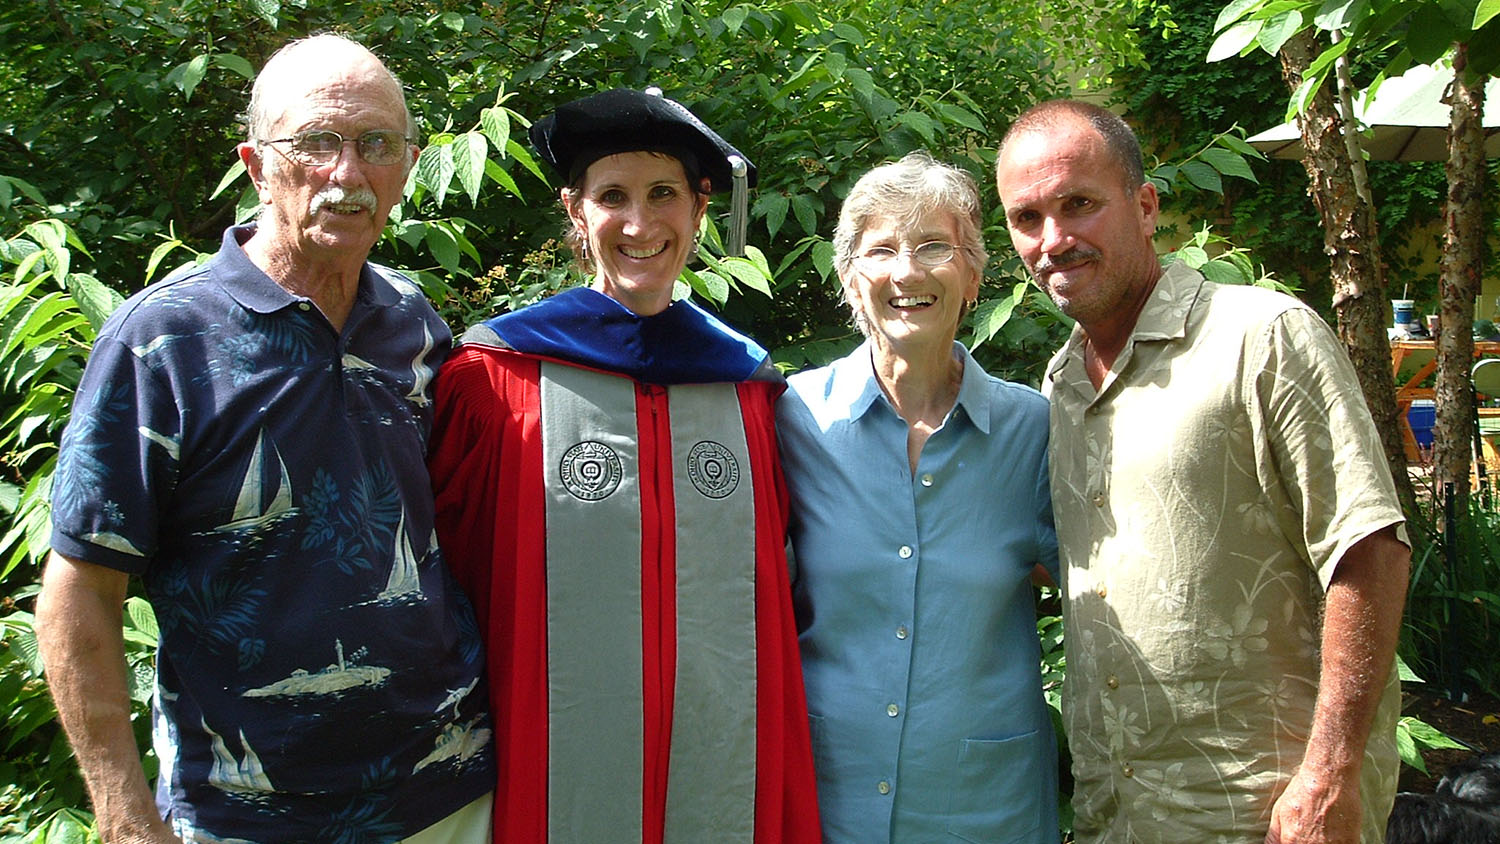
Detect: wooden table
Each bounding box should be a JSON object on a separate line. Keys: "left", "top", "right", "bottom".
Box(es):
{"left": 1391, "top": 340, "right": 1500, "bottom": 462}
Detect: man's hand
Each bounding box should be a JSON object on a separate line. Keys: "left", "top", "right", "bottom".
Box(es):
{"left": 1265, "top": 765, "right": 1363, "bottom": 844}
{"left": 1265, "top": 525, "right": 1409, "bottom": 844}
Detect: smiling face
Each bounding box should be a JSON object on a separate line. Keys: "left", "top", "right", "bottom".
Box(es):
{"left": 238, "top": 44, "right": 416, "bottom": 277}
{"left": 841, "top": 209, "right": 979, "bottom": 355}
{"left": 563, "top": 151, "right": 709, "bottom": 316}
{"left": 996, "top": 118, "right": 1161, "bottom": 341}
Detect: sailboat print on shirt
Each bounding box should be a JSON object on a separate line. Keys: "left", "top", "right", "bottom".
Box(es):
{"left": 373, "top": 510, "right": 424, "bottom": 605}
{"left": 242, "top": 639, "right": 391, "bottom": 698}
{"left": 205, "top": 719, "right": 273, "bottom": 796}
{"left": 211, "top": 430, "right": 295, "bottom": 534}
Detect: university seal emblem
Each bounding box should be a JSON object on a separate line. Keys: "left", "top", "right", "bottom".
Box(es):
{"left": 687, "top": 440, "right": 740, "bottom": 499}
{"left": 559, "top": 441, "right": 623, "bottom": 501}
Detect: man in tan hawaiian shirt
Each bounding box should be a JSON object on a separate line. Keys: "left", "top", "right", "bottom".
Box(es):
{"left": 995, "top": 99, "right": 1411, "bottom": 844}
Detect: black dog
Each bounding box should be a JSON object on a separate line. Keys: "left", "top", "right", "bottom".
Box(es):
{"left": 1387, "top": 752, "right": 1500, "bottom": 844}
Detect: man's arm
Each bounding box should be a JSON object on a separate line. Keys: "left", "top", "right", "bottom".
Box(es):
{"left": 1265, "top": 525, "right": 1410, "bottom": 844}
{"left": 36, "top": 551, "right": 178, "bottom": 844}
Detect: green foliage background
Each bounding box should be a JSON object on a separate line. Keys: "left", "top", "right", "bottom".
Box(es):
{"left": 0, "top": 0, "right": 1453, "bottom": 840}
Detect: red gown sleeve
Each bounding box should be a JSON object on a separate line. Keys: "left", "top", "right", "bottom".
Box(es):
{"left": 429, "top": 345, "right": 551, "bottom": 842}
{"left": 739, "top": 381, "right": 824, "bottom": 843}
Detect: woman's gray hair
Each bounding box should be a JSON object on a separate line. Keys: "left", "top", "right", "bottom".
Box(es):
{"left": 834, "top": 151, "right": 988, "bottom": 278}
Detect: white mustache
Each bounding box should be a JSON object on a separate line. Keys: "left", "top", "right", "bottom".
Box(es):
{"left": 309, "top": 185, "right": 377, "bottom": 215}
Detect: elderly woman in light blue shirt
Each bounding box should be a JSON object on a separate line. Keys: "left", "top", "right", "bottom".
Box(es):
{"left": 777, "top": 151, "right": 1060, "bottom": 844}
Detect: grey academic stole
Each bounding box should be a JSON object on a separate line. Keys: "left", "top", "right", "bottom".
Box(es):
{"left": 540, "top": 362, "right": 757, "bottom": 843}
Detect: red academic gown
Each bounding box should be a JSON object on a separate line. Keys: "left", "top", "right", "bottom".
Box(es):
{"left": 429, "top": 343, "right": 821, "bottom": 844}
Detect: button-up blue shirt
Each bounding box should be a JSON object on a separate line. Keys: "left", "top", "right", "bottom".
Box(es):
{"left": 777, "top": 341, "right": 1060, "bottom": 844}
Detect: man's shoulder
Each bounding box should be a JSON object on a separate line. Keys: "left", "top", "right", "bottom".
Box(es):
{"left": 1195, "top": 277, "right": 1313, "bottom": 327}
{"left": 368, "top": 262, "right": 441, "bottom": 315}
{"left": 97, "top": 257, "right": 224, "bottom": 344}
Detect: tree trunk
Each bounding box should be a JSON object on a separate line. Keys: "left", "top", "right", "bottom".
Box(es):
{"left": 1277, "top": 31, "right": 1418, "bottom": 519}
{"left": 1434, "top": 43, "right": 1486, "bottom": 507}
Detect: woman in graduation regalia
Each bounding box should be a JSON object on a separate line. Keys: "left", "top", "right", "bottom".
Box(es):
{"left": 428, "top": 88, "right": 821, "bottom": 844}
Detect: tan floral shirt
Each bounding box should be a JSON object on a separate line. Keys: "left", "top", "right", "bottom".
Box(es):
{"left": 1045, "top": 262, "right": 1405, "bottom": 843}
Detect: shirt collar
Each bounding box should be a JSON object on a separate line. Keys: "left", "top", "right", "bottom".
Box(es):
{"left": 1045, "top": 261, "right": 1205, "bottom": 387}
{"left": 215, "top": 223, "right": 393, "bottom": 315}
{"left": 832, "top": 339, "right": 991, "bottom": 434}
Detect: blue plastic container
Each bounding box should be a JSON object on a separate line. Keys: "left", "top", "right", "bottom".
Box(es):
{"left": 1409, "top": 399, "right": 1436, "bottom": 450}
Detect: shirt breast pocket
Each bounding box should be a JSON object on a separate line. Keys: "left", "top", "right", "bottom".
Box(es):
{"left": 944, "top": 730, "right": 1048, "bottom": 844}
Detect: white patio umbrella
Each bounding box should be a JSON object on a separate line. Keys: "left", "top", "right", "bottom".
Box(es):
{"left": 1247, "top": 62, "right": 1500, "bottom": 161}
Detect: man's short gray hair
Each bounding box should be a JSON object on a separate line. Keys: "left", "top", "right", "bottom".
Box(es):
{"left": 833, "top": 151, "right": 988, "bottom": 279}
{"left": 244, "top": 34, "right": 419, "bottom": 150}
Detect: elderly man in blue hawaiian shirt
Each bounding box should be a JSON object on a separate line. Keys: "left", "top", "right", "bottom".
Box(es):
{"left": 36, "top": 34, "right": 494, "bottom": 844}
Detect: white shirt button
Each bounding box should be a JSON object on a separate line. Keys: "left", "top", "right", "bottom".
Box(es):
{"left": 877, "top": 780, "right": 891, "bottom": 795}
{"left": 886, "top": 703, "right": 899, "bottom": 717}
{"left": 920, "top": 473, "right": 934, "bottom": 487}
{"left": 898, "top": 545, "right": 913, "bottom": 559}
{"left": 896, "top": 625, "right": 909, "bottom": 640}
{"left": 297, "top": 302, "right": 311, "bottom": 311}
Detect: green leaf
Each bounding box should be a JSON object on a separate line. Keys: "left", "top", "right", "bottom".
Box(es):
{"left": 211, "top": 53, "right": 255, "bottom": 80}
{"left": 1407, "top": 4, "right": 1460, "bottom": 64}
{"left": 209, "top": 159, "right": 247, "bottom": 201}
{"left": 24, "top": 220, "right": 69, "bottom": 281}
{"left": 1200, "top": 257, "right": 1252, "bottom": 285}
{"left": 969, "top": 283, "right": 1025, "bottom": 348}
{"left": 1396, "top": 654, "right": 1424, "bottom": 683}
{"left": 452, "top": 132, "right": 489, "bottom": 204}
{"left": 480, "top": 107, "right": 512, "bottom": 152}
{"left": 1216, "top": 0, "right": 1269, "bottom": 32}
{"left": 756, "top": 192, "right": 790, "bottom": 240}
{"left": 66, "top": 273, "right": 122, "bottom": 331}
{"left": 1177, "top": 245, "right": 1211, "bottom": 268}
{"left": 439, "top": 11, "right": 465, "bottom": 32}
{"left": 416, "top": 143, "right": 456, "bottom": 208}
{"left": 1256, "top": 10, "right": 1304, "bottom": 54}
{"left": 246, "top": 0, "right": 280, "bottom": 26}
{"left": 1217, "top": 133, "right": 1264, "bottom": 158}
{"left": 811, "top": 240, "right": 836, "bottom": 281}
{"left": 1199, "top": 148, "right": 1258, "bottom": 182}
{"left": 790, "top": 193, "right": 820, "bottom": 237}
{"left": 124, "top": 596, "right": 158, "bottom": 640}
{"left": 1179, "top": 160, "right": 1224, "bottom": 193}
{"left": 896, "top": 110, "right": 938, "bottom": 145}
{"left": 1208, "top": 20, "right": 1263, "bottom": 61}
{"left": 1313, "top": 0, "right": 1368, "bottom": 31}
{"left": 424, "top": 225, "right": 461, "bottom": 273}
{"left": 682, "top": 267, "right": 730, "bottom": 305}
{"left": 1395, "top": 719, "right": 1424, "bottom": 772}
{"left": 935, "top": 102, "right": 986, "bottom": 133}
{"left": 722, "top": 5, "right": 748, "bottom": 34}
{"left": 505, "top": 139, "right": 549, "bottom": 185}
{"left": 174, "top": 54, "right": 210, "bottom": 101}
{"left": 1479, "top": 0, "right": 1500, "bottom": 28}
{"left": 484, "top": 159, "right": 522, "bottom": 199}
{"left": 845, "top": 66, "right": 875, "bottom": 101}
{"left": 1400, "top": 715, "right": 1468, "bottom": 750}
{"left": 1286, "top": 72, "right": 1322, "bottom": 120}
{"left": 831, "top": 23, "right": 864, "bottom": 44}
{"left": 823, "top": 50, "right": 847, "bottom": 80}
{"left": 718, "top": 256, "right": 773, "bottom": 297}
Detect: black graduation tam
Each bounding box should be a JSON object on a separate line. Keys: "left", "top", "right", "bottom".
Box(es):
{"left": 530, "top": 88, "right": 758, "bottom": 193}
